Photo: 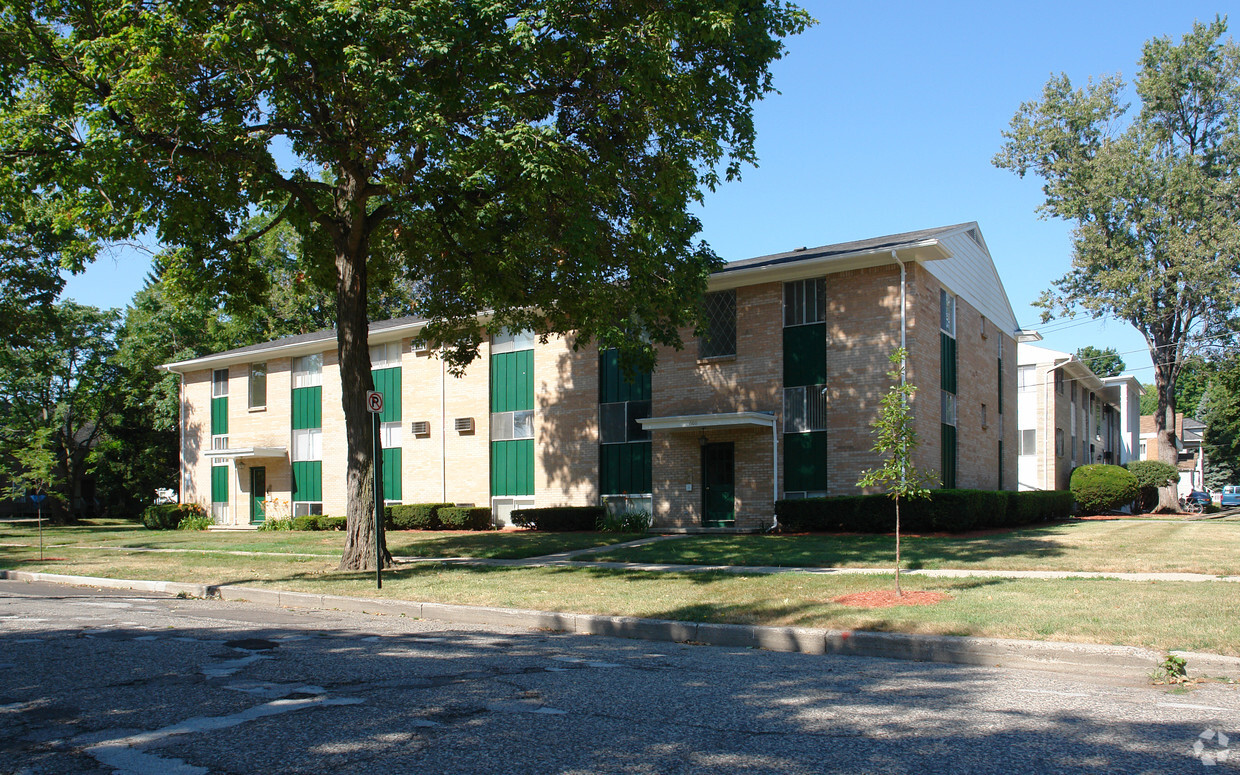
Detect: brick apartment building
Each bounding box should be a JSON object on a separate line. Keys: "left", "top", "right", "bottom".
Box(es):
{"left": 162, "top": 222, "right": 1020, "bottom": 531}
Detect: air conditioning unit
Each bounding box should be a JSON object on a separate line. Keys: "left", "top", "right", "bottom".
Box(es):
{"left": 410, "top": 421, "right": 430, "bottom": 437}
{"left": 454, "top": 417, "right": 474, "bottom": 433}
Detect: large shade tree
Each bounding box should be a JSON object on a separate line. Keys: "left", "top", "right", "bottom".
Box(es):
{"left": 0, "top": 0, "right": 811, "bottom": 567}
{"left": 995, "top": 18, "right": 1240, "bottom": 511}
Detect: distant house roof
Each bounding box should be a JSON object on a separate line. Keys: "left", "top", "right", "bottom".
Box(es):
{"left": 1139, "top": 413, "right": 1205, "bottom": 443}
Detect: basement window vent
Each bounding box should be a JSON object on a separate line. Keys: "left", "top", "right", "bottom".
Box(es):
{"left": 410, "top": 421, "right": 430, "bottom": 437}
{"left": 454, "top": 417, "right": 475, "bottom": 434}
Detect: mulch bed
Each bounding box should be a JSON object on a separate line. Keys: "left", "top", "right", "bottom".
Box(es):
{"left": 833, "top": 590, "right": 951, "bottom": 608}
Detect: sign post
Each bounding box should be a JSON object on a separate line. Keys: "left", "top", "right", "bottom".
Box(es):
{"left": 366, "top": 390, "right": 385, "bottom": 589}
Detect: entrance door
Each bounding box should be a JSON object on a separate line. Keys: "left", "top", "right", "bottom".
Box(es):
{"left": 701, "top": 442, "right": 735, "bottom": 527}
{"left": 250, "top": 467, "right": 266, "bottom": 524}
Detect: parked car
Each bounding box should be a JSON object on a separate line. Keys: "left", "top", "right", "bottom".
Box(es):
{"left": 1221, "top": 485, "right": 1240, "bottom": 508}
{"left": 1181, "top": 490, "right": 1211, "bottom": 513}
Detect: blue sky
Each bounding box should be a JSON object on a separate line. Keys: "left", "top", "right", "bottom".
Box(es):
{"left": 62, "top": 1, "right": 1235, "bottom": 382}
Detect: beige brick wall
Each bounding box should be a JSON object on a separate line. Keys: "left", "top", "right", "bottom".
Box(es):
{"left": 535, "top": 334, "right": 598, "bottom": 507}
{"left": 181, "top": 369, "right": 212, "bottom": 511}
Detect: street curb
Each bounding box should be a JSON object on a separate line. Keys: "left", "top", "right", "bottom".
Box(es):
{"left": 5, "top": 569, "right": 1239, "bottom": 681}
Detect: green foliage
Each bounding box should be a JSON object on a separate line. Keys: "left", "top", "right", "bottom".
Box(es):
{"left": 287, "top": 515, "right": 347, "bottom": 531}
{"left": 995, "top": 19, "right": 1240, "bottom": 465}
{"left": 141, "top": 503, "right": 206, "bottom": 531}
{"left": 1201, "top": 356, "right": 1240, "bottom": 490}
{"left": 1074, "top": 346, "right": 1125, "bottom": 377}
{"left": 1070, "top": 464, "right": 1140, "bottom": 514}
{"left": 0, "top": 0, "right": 811, "bottom": 568}
{"left": 776, "top": 490, "right": 1073, "bottom": 533}
{"left": 1125, "top": 460, "right": 1180, "bottom": 511}
{"left": 438, "top": 507, "right": 494, "bottom": 531}
{"left": 511, "top": 506, "right": 605, "bottom": 532}
{"left": 176, "top": 514, "right": 213, "bottom": 531}
{"left": 385, "top": 503, "right": 454, "bottom": 531}
{"left": 598, "top": 509, "right": 652, "bottom": 533}
{"left": 1151, "top": 653, "right": 1189, "bottom": 684}
{"left": 257, "top": 518, "right": 294, "bottom": 531}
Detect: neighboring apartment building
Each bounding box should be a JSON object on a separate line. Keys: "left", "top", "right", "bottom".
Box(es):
{"left": 162, "top": 222, "right": 1020, "bottom": 531}
{"left": 1015, "top": 343, "right": 1143, "bottom": 491}
{"left": 1138, "top": 413, "right": 1206, "bottom": 496}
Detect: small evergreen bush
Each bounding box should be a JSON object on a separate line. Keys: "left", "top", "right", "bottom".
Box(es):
{"left": 512, "top": 506, "right": 605, "bottom": 531}
{"left": 1070, "top": 464, "right": 1139, "bottom": 514}
{"left": 438, "top": 506, "right": 493, "bottom": 530}
{"left": 141, "top": 503, "right": 206, "bottom": 530}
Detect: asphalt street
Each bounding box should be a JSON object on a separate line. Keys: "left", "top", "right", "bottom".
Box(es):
{"left": 1, "top": 578, "right": 1237, "bottom": 774}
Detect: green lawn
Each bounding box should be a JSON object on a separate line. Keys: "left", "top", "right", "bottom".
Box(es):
{"left": 587, "top": 520, "right": 1240, "bottom": 576}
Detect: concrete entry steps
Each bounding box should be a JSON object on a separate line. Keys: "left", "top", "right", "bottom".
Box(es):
{"left": 5, "top": 569, "right": 1239, "bottom": 685}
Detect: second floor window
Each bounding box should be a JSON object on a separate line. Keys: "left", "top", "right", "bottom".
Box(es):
{"left": 699, "top": 290, "right": 736, "bottom": 359}
{"left": 249, "top": 362, "right": 267, "bottom": 409}
{"left": 293, "top": 353, "right": 323, "bottom": 389}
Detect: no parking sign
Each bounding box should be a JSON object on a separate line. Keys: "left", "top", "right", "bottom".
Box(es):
{"left": 366, "top": 390, "right": 384, "bottom": 414}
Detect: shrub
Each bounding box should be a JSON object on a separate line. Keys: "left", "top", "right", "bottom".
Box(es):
{"left": 257, "top": 518, "right": 294, "bottom": 531}
{"left": 1071, "top": 464, "right": 1139, "bottom": 515}
{"left": 776, "top": 488, "right": 1074, "bottom": 534}
{"left": 599, "top": 509, "right": 652, "bottom": 533}
{"left": 1004, "top": 490, "right": 1074, "bottom": 524}
{"left": 512, "top": 506, "right": 604, "bottom": 531}
{"left": 292, "top": 515, "right": 320, "bottom": 531}
{"left": 176, "top": 514, "right": 213, "bottom": 530}
{"left": 319, "top": 516, "right": 347, "bottom": 530}
{"left": 1125, "top": 460, "right": 1179, "bottom": 511}
{"left": 438, "top": 506, "right": 493, "bottom": 530}
{"left": 385, "top": 503, "right": 453, "bottom": 530}
{"left": 141, "top": 503, "right": 206, "bottom": 530}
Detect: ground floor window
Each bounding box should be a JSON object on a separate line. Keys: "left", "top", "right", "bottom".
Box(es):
{"left": 211, "top": 462, "right": 229, "bottom": 523}
{"left": 293, "top": 501, "right": 323, "bottom": 517}
{"left": 783, "top": 491, "right": 828, "bottom": 500}
{"left": 492, "top": 496, "right": 535, "bottom": 528}
{"left": 601, "top": 493, "right": 652, "bottom": 516}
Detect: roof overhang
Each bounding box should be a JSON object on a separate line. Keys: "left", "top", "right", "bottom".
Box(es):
{"left": 639, "top": 411, "right": 776, "bottom": 432}
{"left": 707, "top": 241, "right": 952, "bottom": 291}
{"left": 203, "top": 446, "right": 287, "bottom": 461}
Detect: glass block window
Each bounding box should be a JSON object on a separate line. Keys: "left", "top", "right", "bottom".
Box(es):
{"left": 699, "top": 290, "right": 737, "bottom": 359}
{"left": 249, "top": 362, "right": 266, "bottom": 409}
{"left": 784, "top": 279, "right": 825, "bottom": 327}
{"left": 293, "top": 354, "right": 323, "bottom": 389}
{"left": 783, "top": 385, "right": 828, "bottom": 433}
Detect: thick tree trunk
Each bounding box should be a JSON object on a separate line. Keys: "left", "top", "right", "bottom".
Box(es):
{"left": 1150, "top": 342, "right": 1181, "bottom": 513}
{"left": 336, "top": 235, "right": 392, "bottom": 571}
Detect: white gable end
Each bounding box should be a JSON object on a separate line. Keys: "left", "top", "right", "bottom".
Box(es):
{"left": 920, "top": 225, "right": 1020, "bottom": 336}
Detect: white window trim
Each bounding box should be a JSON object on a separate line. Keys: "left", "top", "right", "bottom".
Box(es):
{"left": 783, "top": 384, "right": 828, "bottom": 434}
{"left": 292, "top": 428, "right": 323, "bottom": 461}
{"left": 249, "top": 362, "right": 267, "bottom": 409}
{"left": 492, "top": 328, "right": 535, "bottom": 354}
{"left": 212, "top": 369, "right": 229, "bottom": 398}
{"left": 292, "top": 354, "right": 323, "bottom": 389}
{"left": 491, "top": 409, "right": 534, "bottom": 441}
{"left": 940, "top": 289, "right": 956, "bottom": 337}
{"left": 369, "top": 341, "right": 403, "bottom": 369}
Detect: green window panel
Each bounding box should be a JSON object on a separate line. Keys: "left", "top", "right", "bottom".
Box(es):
{"left": 371, "top": 367, "right": 402, "bottom": 422}
{"left": 382, "top": 447, "right": 402, "bottom": 502}
{"left": 599, "top": 349, "right": 651, "bottom": 403}
{"left": 210, "top": 397, "right": 228, "bottom": 436}
{"left": 784, "top": 431, "right": 829, "bottom": 492}
{"left": 291, "top": 386, "right": 322, "bottom": 430}
{"left": 211, "top": 465, "right": 228, "bottom": 503}
{"left": 490, "top": 350, "right": 533, "bottom": 413}
{"left": 997, "top": 357, "right": 1003, "bottom": 415}
{"left": 783, "top": 323, "right": 827, "bottom": 387}
{"left": 491, "top": 439, "right": 534, "bottom": 496}
{"left": 292, "top": 461, "right": 322, "bottom": 502}
{"left": 941, "top": 424, "right": 957, "bottom": 489}
{"left": 997, "top": 440, "right": 1004, "bottom": 490}
{"left": 940, "top": 333, "right": 957, "bottom": 394}
{"left": 600, "top": 442, "right": 652, "bottom": 495}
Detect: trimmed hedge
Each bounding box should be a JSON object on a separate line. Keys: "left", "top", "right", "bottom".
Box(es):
{"left": 142, "top": 503, "right": 206, "bottom": 530}
{"left": 291, "top": 515, "right": 347, "bottom": 531}
{"left": 385, "top": 503, "right": 454, "bottom": 531}
{"left": 438, "top": 506, "right": 493, "bottom": 531}
{"left": 1070, "top": 464, "right": 1139, "bottom": 515}
{"left": 511, "top": 506, "right": 605, "bottom": 531}
{"left": 775, "top": 489, "right": 1074, "bottom": 534}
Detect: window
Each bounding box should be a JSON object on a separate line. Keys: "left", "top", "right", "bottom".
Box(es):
{"left": 1019, "top": 429, "right": 1037, "bottom": 456}
{"left": 293, "top": 502, "right": 323, "bottom": 518}
{"left": 212, "top": 368, "right": 229, "bottom": 397}
{"left": 783, "top": 385, "right": 828, "bottom": 433}
{"left": 1071, "top": 382, "right": 1077, "bottom": 404}
{"left": 1056, "top": 428, "right": 1064, "bottom": 457}
{"left": 599, "top": 400, "right": 651, "bottom": 444}
{"left": 939, "top": 289, "right": 955, "bottom": 336}
{"left": 784, "top": 279, "right": 825, "bottom": 327}
{"left": 941, "top": 391, "right": 956, "bottom": 427}
{"left": 211, "top": 434, "right": 228, "bottom": 451}
{"left": 248, "top": 362, "right": 267, "bottom": 409}
{"left": 380, "top": 421, "right": 401, "bottom": 448}
{"left": 1017, "top": 365, "right": 1034, "bottom": 391}
{"left": 981, "top": 403, "right": 988, "bottom": 429}
{"left": 369, "top": 341, "right": 402, "bottom": 369}
{"left": 292, "top": 428, "right": 322, "bottom": 461}
{"left": 699, "top": 290, "right": 737, "bottom": 359}
{"left": 1055, "top": 369, "right": 1064, "bottom": 395}
{"left": 292, "top": 353, "right": 322, "bottom": 389}
{"left": 492, "top": 327, "right": 535, "bottom": 354}
{"left": 492, "top": 410, "right": 534, "bottom": 441}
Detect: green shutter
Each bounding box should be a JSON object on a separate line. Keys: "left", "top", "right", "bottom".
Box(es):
{"left": 211, "top": 465, "right": 228, "bottom": 503}
{"left": 997, "top": 357, "right": 1003, "bottom": 415}
{"left": 382, "top": 447, "right": 402, "bottom": 502}
{"left": 372, "top": 367, "right": 401, "bottom": 422}
{"left": 599, "top": 350, "right": 651, "bottom": 403}
{"left": 292, "top": 461, "right": 322, "bottom": 502}
{"left": 211, "top": 397, "right": 228, "bottom": 435}
{"left": 491, "top": 439, "right": 534, "bottom": 496}
{"left": 784, "top": 431, "right": 829, "bottom": 492}
{"left": 291, "top": 386, "right": 322, "bottom": 430}
{"left": 783, "top": 323, "right": 827, "bottom": 387}
{"left": 940, "top": 333, "right": 957, "bottom": 394}
{"left": 491, "top": 350, "right": 534, "bottom": 412}
{"left": 941, "top": 424, "right": 957, "bottom": 489}
{"left": 600, "top": 442, "right": 652, "bottom": 495}
{"left": 997, "top": 440, "right": 1004, "bottom": 490}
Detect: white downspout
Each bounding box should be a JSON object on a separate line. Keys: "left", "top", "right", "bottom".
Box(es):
{"left": 891, "top": 250, "right": 906, "bottom": 380}
{"left": 770, "top": 419, "right": 779, "bottom": 531}
{"left": 441, "top": 354, "right": 447, "bottom": 503}
{"left": 179, "top": 373, "right": 187, "bottom": 503}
